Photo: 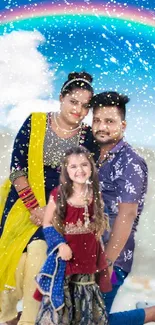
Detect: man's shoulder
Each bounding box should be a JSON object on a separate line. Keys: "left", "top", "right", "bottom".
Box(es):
{"left": 120, "top": 142, "right": 148, "bottom": 170}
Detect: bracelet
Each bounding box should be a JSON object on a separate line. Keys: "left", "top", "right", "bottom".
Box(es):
{"left": 18, "top": 186, "right": 39, "bottom": 210}
{"left": 106, "top": 258, "right": 113, "bottom": 267}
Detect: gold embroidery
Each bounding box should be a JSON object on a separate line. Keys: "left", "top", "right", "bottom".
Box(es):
{"left": 64, "top": 219, "right": 93, "bottom": 235}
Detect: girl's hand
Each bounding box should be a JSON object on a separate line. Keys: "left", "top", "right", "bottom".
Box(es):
{"left": 58, "top": 243, "right": 72, "bottom": 261}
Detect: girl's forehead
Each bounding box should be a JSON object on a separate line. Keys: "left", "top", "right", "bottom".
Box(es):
{"left": 67, "top": 153, "right": 88, "bottom": 163}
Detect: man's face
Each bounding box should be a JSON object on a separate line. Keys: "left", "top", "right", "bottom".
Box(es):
{"left": 92, "top": 106, "right": 126, "bottom": 146}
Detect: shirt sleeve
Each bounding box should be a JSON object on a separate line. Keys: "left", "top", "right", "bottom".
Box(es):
{"left": 114, "top": 157, "right": 148, "bottom": 204}
{"left": 9, "top": 115, "right": 31, "bottom": 182}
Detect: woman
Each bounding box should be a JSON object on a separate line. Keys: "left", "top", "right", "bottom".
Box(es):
{"left": 0, "top": 72, "right": 97, "bottom": 325}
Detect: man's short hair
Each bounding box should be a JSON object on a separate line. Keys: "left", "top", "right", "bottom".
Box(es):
{"left": 91, "top": 91, "right": 130, "bottom": 120}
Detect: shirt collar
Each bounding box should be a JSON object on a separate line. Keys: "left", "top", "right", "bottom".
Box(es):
{"left": 109, "top": 138, "right": 126, "bottom": 155}
{"left": 97, "top": 138, "right": 127, "bottom": 168}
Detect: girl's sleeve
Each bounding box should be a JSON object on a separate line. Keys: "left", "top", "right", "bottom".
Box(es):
{"left": 9, "top": 115, "right": 32, "bottom": 183}
{"left": 50, "top": 187, "right": 59, "bottom": 202}
{"left": 43, "top": 187, "right": 65, "bottom": 251}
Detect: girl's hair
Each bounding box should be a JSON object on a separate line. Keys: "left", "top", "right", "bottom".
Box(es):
{"left": 60, "top": 71, "right": 94, "bottom": 98}
{"left": 52, "top": 146, "right": 108, "bottom": 237}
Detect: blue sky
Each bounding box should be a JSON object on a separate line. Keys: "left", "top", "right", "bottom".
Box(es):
{"left": 0, "top": 0, "right": 154, "bottom": 148}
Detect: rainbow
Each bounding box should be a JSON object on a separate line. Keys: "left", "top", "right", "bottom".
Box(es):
{"left": 0, "top": 2, "right": 154, "bottom": 28}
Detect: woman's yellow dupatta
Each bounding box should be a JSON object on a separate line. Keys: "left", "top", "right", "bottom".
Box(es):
{"left": 0, "top": 113, "right": 46, "bottom": 290}
{"left": 0, "top": 179, "right": 11, "bottom": 224}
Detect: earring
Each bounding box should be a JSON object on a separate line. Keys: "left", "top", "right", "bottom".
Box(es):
{"left": 86, "top": 178, "right": 92, "bottom": 185}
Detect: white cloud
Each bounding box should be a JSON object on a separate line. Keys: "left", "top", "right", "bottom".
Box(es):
{"left": 0, "top": 30, "right": 59, "bottom": 131}
{"left": 7, "top": 99, "right": 59, "bottom": 130}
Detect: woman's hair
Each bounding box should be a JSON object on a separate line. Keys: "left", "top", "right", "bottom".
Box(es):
{"left": 52, "top": 146, "right": 108, "bottom": 237}
{"left": 60, "top": 71, "right": 94, "bottom": 97}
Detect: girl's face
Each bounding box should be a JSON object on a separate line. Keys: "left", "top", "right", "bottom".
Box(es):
{"left": 67, "top": 154, "right": 92, "bottom": 184}
{"left": 60, "top": 89, "right": 92, "bottom": 126}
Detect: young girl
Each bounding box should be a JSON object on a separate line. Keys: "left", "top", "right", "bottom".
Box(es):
{"left": 34, "top": 146, "right": 111, "bottom": 325}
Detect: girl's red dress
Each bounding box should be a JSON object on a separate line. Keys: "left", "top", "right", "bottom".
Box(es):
{"left": 34, "top": 187, "right": 111, "bottom": 302}
{"left": 51, "top": 187, "right": 111, "bottom": 292}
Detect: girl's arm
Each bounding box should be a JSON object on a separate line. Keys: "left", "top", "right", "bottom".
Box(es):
{"left": 43, "top": 195, "right": 72, "bottom": 261}
{"left": 43, "top": 195, "right": 56, "bottom": 227}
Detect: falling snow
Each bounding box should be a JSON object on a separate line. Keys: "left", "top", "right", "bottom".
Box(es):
{"left": 0, "top": 0, "right": 155, "bottom": 318}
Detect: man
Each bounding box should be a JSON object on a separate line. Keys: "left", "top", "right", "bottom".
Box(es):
{"left": 91, "top": 91, "right": 155, "bottom": 324}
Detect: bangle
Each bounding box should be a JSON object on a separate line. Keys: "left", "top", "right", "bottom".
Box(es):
{"left": 18, "top": 186, "right": 39, "bottom": 210}
{"left": 106, "top": 258, "right": 113, "bottom": 267}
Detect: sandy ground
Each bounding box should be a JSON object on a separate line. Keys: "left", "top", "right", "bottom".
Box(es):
{"left": 112, "top": 275, "right": 155, "bottom": 324}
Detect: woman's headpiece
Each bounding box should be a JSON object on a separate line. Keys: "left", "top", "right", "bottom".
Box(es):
{"left": 62, "top": 78, "right": 92, "bottom": 91}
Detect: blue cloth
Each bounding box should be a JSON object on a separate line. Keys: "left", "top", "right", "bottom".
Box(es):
{"left": 35, "top": 226, "right": 66, "bottom": 311}
{"left": 102, "top": 266, "right": 145, "bottom": 325}
{"left": 98, "top": 138, "right": 148, "bottom": 273}
{"left": 109, "top": 309, "right": 145, "bottom": 325}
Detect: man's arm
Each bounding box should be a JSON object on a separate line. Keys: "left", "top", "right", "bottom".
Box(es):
{"left": 105, "top": 202, "right": 138, "bottom": 269}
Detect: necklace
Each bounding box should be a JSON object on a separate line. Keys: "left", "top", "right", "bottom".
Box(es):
{"left": 45, "top": 113, "right": 84, "bottom": 169}
{"left": 73, "top": 185, "right": 90, "bottom": 228}
{"left": 54, "top": 112, "right": 81, "bottom": 133}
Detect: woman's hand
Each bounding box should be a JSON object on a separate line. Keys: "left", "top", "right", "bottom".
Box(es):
{"left": 30, "top": 206, "right": 46, "bottom": 226}
{"left": 58, "top": 243, "right": 72, "bottom": 261}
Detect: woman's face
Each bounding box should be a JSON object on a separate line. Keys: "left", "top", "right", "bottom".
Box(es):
{"left": 60, "top": 89, "right": 92, "bottom": 126}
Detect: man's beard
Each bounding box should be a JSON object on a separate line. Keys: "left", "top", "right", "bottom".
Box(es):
{"left": 96, "top": 138, "right": 116, "bottom": 146}
{"left": 94, "top": 131, "right": 119, "bottom": 146}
